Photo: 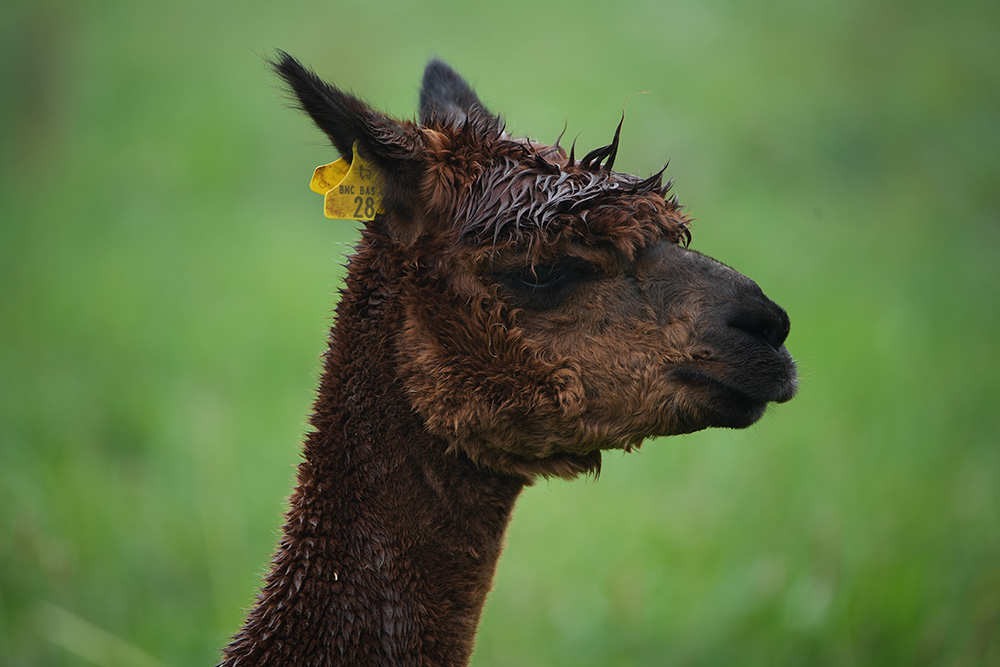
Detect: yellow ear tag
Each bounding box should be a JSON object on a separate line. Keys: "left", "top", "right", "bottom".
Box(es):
{"left": 309, "top": 142, "right": 384, "bottom": 220}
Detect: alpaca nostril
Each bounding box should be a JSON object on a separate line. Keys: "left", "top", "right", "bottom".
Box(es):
{"left": 728, "top": 307, "right": 790, "bottom": 351}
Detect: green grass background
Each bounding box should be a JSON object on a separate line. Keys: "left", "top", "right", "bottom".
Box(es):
{"left": 2, "top": 0, "right": 998, "bottom": 664}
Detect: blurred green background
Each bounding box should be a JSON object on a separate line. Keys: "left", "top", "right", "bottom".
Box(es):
{"left": 2, "top": 0, "right": 997, "bottom": 664}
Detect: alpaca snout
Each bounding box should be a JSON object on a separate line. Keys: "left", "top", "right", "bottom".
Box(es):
{"left": 695, "top": 286, "right": 798, "bottom": 408}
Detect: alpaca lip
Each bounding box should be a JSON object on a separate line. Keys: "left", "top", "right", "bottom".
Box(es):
{"left": 675, "top": 357, "right": 797, "bottom": 413}
{"left": 710, "top": 330, "right": 799, "bottom": 404}
{"left": 714, "top": 373, "right": 794, "bottom": 405}
{"left": 744, "top": 344, "right": 798, "bottom": 403}
{"left": 669, "top": 367, "right": 793, "bottom": 430}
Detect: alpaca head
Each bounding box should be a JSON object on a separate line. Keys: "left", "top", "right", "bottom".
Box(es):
{"left": 275, "top": 54, "right": 797, "bottom": 480}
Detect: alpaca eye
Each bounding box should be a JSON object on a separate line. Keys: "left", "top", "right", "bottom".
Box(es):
{"left": 499, "top": 259, "right": 596, "bottom": 310}
{"left": 511, "top": 265, "right": 568, "bottom": 289}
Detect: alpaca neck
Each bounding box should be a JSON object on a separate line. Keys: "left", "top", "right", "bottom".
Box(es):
{"left": 221, "top": 233, "right": 525, "bottom": 666}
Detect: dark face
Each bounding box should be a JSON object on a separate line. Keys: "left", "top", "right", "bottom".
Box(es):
{"left": 493, "top": 237, "right": 797, "bottom": 437}
{"left": 401, "top": 171, "right": 797, "bottom": 479}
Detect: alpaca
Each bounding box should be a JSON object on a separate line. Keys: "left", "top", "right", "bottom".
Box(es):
{"left": 220, "top": 53, "right": 797, "bottom": 666}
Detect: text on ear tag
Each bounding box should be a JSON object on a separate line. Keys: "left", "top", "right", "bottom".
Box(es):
{"left": 309, "top": 142, "right": 384, "bottom": 221}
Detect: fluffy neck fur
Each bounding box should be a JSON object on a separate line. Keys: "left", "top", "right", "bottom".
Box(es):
{"left": 220, "top": 230, "right": 525, "bottom": 666}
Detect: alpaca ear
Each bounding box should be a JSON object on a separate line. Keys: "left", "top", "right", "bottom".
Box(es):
{"left": 419, "top": 59, "right": 500, "bottom": 130}
{"left": 272, "top": 52, "right": 425, "bottom": 240}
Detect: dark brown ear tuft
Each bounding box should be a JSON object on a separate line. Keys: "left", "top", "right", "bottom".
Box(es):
{"left": 419, "top": 58, "right": 502, "bottom": 134}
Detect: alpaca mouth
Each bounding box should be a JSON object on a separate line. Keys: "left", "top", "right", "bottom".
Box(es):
{"left": 727, "top": 350, "right": 799, "bottom": 405}
{"left": 672, "top": 355, "right": 798, "bottom": 429}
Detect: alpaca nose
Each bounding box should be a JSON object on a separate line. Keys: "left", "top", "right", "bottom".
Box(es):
{"left": 727, "top": 301, "right": 790, "bottom": 351}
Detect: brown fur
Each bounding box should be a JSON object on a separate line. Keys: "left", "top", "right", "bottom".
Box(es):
{"left": 219, "top": 54, "right": 797, "bottom": 665}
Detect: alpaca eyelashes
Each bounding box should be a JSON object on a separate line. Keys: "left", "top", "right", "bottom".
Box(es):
{"left": 499, "top": 259, "right": 598, "bottom": 310}
{"left": 511, "top": 265, "right": 571, "bottom": 289}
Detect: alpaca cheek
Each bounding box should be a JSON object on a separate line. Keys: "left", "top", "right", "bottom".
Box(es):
{"left": 565, "top": 319, "right": 706, "bottom": 437}
{"left": 398, "top": 299, "right": 589, "bottom": 464}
